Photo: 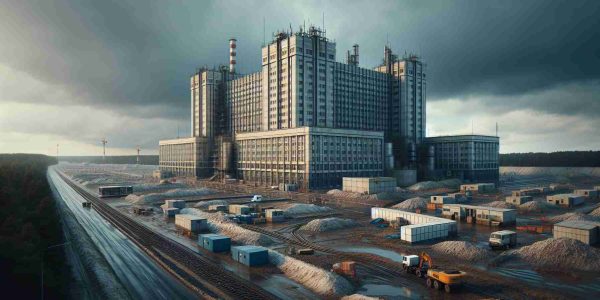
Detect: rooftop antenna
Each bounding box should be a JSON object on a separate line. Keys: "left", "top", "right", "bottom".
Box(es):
{"left": 101, "top": 138, "right": 107, "bottom": 162}
{"left": 136, "top": 145, "right": 141, "bottom": 165}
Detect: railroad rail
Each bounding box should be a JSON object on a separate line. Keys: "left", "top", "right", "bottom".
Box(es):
{"left": 56, "top": 170, "right": 277, "bottom": 300}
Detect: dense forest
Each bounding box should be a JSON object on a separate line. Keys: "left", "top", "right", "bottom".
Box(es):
{"left": 60, "top": 155, "right": 159, "bottom": 165}
{"left": 0, "top": 154, "right": 70, "bottom": 299}
{"left": 500, "top": 151, "right": 600, "bottom": 167}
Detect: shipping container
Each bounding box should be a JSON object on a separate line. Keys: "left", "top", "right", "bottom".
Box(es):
{"left": 430, "top": 195, "right": 456, "bottom": 204}
{"left": 441, "top": 204, "right": 516, "bottom": 225}
{"left": 554, "top": 221, "right": 599, "bottom": 245}
{"left": 162, "top": 207, "right": 180, "bottom": 217}
{"left": 98, "top": 185, "right": 133, "bottom": 198}
{"left": 547, "top": 194, "right": 585, "bottom": 207}
{"left": 165, "top": 199, "right": 186, "bottom": 209}
{"left": 460, "top": 183, "right": 495, "bottom": 194}
{"left": 231, "top": 245, "right": 269, "bottom": 266}
{"left": 400, "top": 221, "right": 455, "bottom": 243}
{"left": 208, "top": 204, "right": 227, "bottom": 212}
{"left": 574, "top": 189, "right": 599, "bottom": 199}
{"left": 506, "top": 195, "right": 533, "bottom": 205}
{"left": 199, "top": 234, "right": 231, "bottom": 252}
{"left": 265, "top": 209, "right": 285, "bottom": 223}
{"left": 343, "top": 177, "right": 396, "bottom": 194}
{"left": 175, "top": 214, "right": 207, "bottom": 233}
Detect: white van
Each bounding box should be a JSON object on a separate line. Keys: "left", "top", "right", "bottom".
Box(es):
{"left": 489, "top": 230, "right": 517, "bottom": 249}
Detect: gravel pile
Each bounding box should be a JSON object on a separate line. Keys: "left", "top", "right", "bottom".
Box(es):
{"left": 391, "top": 197, "right": 428, "bottom": 211}
{"left": 194, "top": 199, "right": 228, "bottom": 209}
{"left": 281, "top": 204, "right": 333, "bottom": 216}
{"left": 407, "top": 179, "right": 461, "bottom": 191}
{"left": 300, "top": 218, "right": 359, "bottom": 232}
{"left": 518, "top": 200, "right": 556, "bottom": 212}
{"left": 513, "top": 238, "right": 600, "bottom": 271}
{"left": 485, "top": 201, "right": 515, "bottom": 209}
{"left": 431, "top": 241, "right": 492, "bottom": 261}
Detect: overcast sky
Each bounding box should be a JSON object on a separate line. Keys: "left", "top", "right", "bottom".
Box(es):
{"left": 1, "top": 0, "right": 599, "bottom": 155}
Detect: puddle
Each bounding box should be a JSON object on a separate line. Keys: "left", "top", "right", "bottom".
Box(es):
{"left": 358, "top": 283, "right": 419, "bottom": 299}
{"left": 338, "top": 246, "right": 404, "bottom": 263}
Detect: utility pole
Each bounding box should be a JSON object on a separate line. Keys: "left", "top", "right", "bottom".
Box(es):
{"left": 136, "top": 145, "right": 141, "bottom": 165}
{"left": 101, "top": 138, "right": 108, "bottom": 162}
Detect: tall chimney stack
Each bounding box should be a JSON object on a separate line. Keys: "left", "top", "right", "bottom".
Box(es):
{"left": 229, "top": 38, "right": 237, "bottom": 74}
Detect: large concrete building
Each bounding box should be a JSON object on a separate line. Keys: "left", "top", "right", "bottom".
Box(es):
{"left": 159, "top": 25, "right": 499, "bottom": 189}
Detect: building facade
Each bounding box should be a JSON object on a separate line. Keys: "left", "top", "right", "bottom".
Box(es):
{"left": 159, "top": 25, "right": 498, "bottom": 189}
{"left": 423, "top": 135, "right": 500, "bottom": 182}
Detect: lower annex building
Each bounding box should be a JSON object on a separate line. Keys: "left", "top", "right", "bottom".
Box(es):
{"left": 159, "top": 25, "right": 499, "bottom": 190}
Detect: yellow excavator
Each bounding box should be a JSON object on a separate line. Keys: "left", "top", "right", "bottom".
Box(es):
{"left": 402, "top": 252, "right": 466, "bottom": 293}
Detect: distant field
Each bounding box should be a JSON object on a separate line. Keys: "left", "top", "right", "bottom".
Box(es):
{"left": 500, "top": 151, "right": 600, "bottom": 167}
{"left": 60, "top": 155, "right": 158, "bottom": 165}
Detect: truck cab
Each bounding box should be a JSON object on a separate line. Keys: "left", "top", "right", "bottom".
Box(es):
{"left": 489, "top": 230, "right": 517, "bottom": 249}
{"left": 402, "top": 255, "right": 420, "bottom": 268}
{"left": 251, "top": 195, "right": 263, "bottom": 202}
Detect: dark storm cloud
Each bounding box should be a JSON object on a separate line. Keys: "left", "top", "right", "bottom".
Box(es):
{"left": 1, "top": 0, "right": 599, "bottom": 121}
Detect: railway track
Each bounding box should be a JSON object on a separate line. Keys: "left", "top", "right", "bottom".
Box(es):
{"left": 56, "top": 171, "right": 277, "bottom": 300}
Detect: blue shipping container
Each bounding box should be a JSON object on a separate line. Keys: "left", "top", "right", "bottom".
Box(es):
{"left": 231, "top": 245, "right": 269, "bottom": 267}
{"left": 199, "top": 234, "right": 231, "bottom": 253}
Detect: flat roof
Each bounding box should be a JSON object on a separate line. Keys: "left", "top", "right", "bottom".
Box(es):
{"left": 555, "top": 221, "right": 599, "bottom": 230}
{"left": 232, "top": 245, "right": 267, "bottom": 253}
{"left": 175, "top": 214, "right": 206, "bottom": 221}
{"left": 444, "top": 204, "right": 515, "bottom": 212}
{"left": 549, "top": 193, "right": 582, "bottom": 198}
{"left": 200, "top": 233, "right": 229, "bottom": 239}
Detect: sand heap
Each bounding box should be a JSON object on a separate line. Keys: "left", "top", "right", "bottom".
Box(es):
{"left": 194, "top": 199, "right": 228, "bottom": 209}
{"left": 341, "top": 294, "right": 382, "bottom": 300}
{"left": 407, "top": 179, "right": 461, "bottom": 191}
{"left": 181, "top": 208, "right": 274, "bottom": 246}
{"left": 391, "top": 197, "right": 428, "bottom": 211}
{"left": 513, "top": 238, "right": 600, "bottom": 272}
{"left": 300, "top": 218, "right": 359, "bottom": 232}
{"left": 269, "top": 251, "right": 353, "bottom": 296}
{"left": 431, "top": 241, "right": 492, "bottom": 261}
{"left": 281, "top": 203, "right": 333, "bottom": 216}
{"left": 485, "top": 201, "right": 515, "bottom": 209}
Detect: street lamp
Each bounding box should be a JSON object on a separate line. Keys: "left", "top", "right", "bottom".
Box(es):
{"left": 41, "top": 241, "right": 70, "bottom": 300}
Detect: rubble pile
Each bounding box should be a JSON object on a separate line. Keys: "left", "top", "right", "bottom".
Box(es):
{"left": 513, "top": 238, "right": 600, "bottom": 271}
{"left": 300, "top": 218, "right": 359, "bottom": 232}
{"left": 431, "top": 241, "right": 492, "bottom": 261}
{"left": 391, "top": 197, "right": 428, "bottom": 211}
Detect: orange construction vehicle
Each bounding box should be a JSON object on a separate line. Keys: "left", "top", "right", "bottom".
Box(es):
{"left": 402, "top": 252, "right": 466, "bottom": 293}
{"left": 331, "top": 261, "right": 356, "bottom": 279}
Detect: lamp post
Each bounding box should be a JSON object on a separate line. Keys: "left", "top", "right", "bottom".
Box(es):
{"left": 41, "top": 241, "right": 70, "bottom": 300}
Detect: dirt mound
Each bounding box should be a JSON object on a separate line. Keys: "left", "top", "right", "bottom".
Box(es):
{"left": 431, "top": 241, "right": 492, "bottom": 261}
{"left": 485, "top": 201, "right": 515, "bottom": 209}
{"left": 407, "top": 179, "right": 461, "bottom": 191}
{"left": 513, "top": 238, "right": 600, "bottom": 271}
{"left": 589, "top": 206, "right": 600, "bottom": 217}
{"left": 341, "top": 294, "right": 382, "bottom": 300}
{"left": 547, "top": 212, "right": 600, "bottom": 223}
{"left": 194, "top": 199, "right": 228, "bottom": 209}
{"left": 300, "top": 218, "right": 359, "bottom": 232}
{"left": 281, "top": 204, "right": 333, "bottom": 216}
{"left": 518, "top": 200, "right": 557, "bottom": 212}
{"left": 391, "top": 197, "right": 428, "bottom": 211}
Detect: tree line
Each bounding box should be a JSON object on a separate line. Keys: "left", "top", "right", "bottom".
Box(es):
{"left": 0, "top": 154, "right": 70, "bottom": 299}
{"left": 500, "top": 151, "right": 600, "bottom": 167}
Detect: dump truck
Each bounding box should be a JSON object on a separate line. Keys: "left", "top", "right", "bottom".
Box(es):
{"left": 489, "top": 230, "right": 517, "bottom": 249}
{"left": 402, "top": 252, "right": 466, "bottom": 293}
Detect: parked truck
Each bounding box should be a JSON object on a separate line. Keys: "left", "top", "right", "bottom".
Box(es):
{"left": 489, "top": 230, "right": 517, "bottom": 249}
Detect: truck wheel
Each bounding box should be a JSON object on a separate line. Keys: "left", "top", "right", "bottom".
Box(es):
{"left": 444, "top": 284, "right": 452, "bottom": 293}
{"left": 416, "top": 270, "right": 423, "bottom": 278}
{"left": 433, "top": 280, "right": 442, "bottom": 290}
{"left": 402, "top": 264, "right": 407, "bottom": 271}
{"left": 426, "top": 278, "right": 433, "bottom": 288}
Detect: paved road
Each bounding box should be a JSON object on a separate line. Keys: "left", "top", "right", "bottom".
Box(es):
{"left": 48, "top": 167, "right": 196, "bottom": 299}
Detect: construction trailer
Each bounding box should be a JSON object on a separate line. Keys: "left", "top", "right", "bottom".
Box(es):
{"left": 229, "top": 204, "right": 251, "bottom": 215}
{"left": 208, "top": 204, "right": 227, "bottom": 212}
{"left": 231, "top": 245, "right": 269, "bottom": 266}
{"left": 505, "top": 195, "right": 533, "bottom": 205}
{"left": 554, "top": 221, "right": 599, "bottom": 245}
{"left": 371, "top": 207, "right": 457, "bottom": 243}
{"left": 342, "top": 177, "right": 396, "bottom": 194}
{"left": 549, "top": 183, "right": 570, "bottom": 192}
{"left": 430, "top": 196, "right": 457, "bottom": 204}
{"left": 165, "top": 199, "right": 186, "bottom": 209}
{"left": 98, "top": 185, "right": 134, "bottom": 198}
{"left": 265, "top": 209, "right": 285, "bottom": 223}
{"left": 546, "top": 194, "right": 585, "bottom": 207}
{"left": 441, "top": 204, "right": 517, "bottom": 226}
{"left": 446, "top": 192, "right": 470, "bottom": 203}
{"left": 460, "top": 183, "right": 495, "bottom": 194}
{"left": 574, "top": 189, "right": 599, "bottom": 200}
{"left": 199, "top": 234, "right": 231, "bottom": 252}
{"left": 175, "top": 214, "right": 207, "bottom": 233}
{"left": 511, "top": 188, "right": 542, "bottom": 197}
{"left": 162, "top": 207, "right": 180, "bottom": 217}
